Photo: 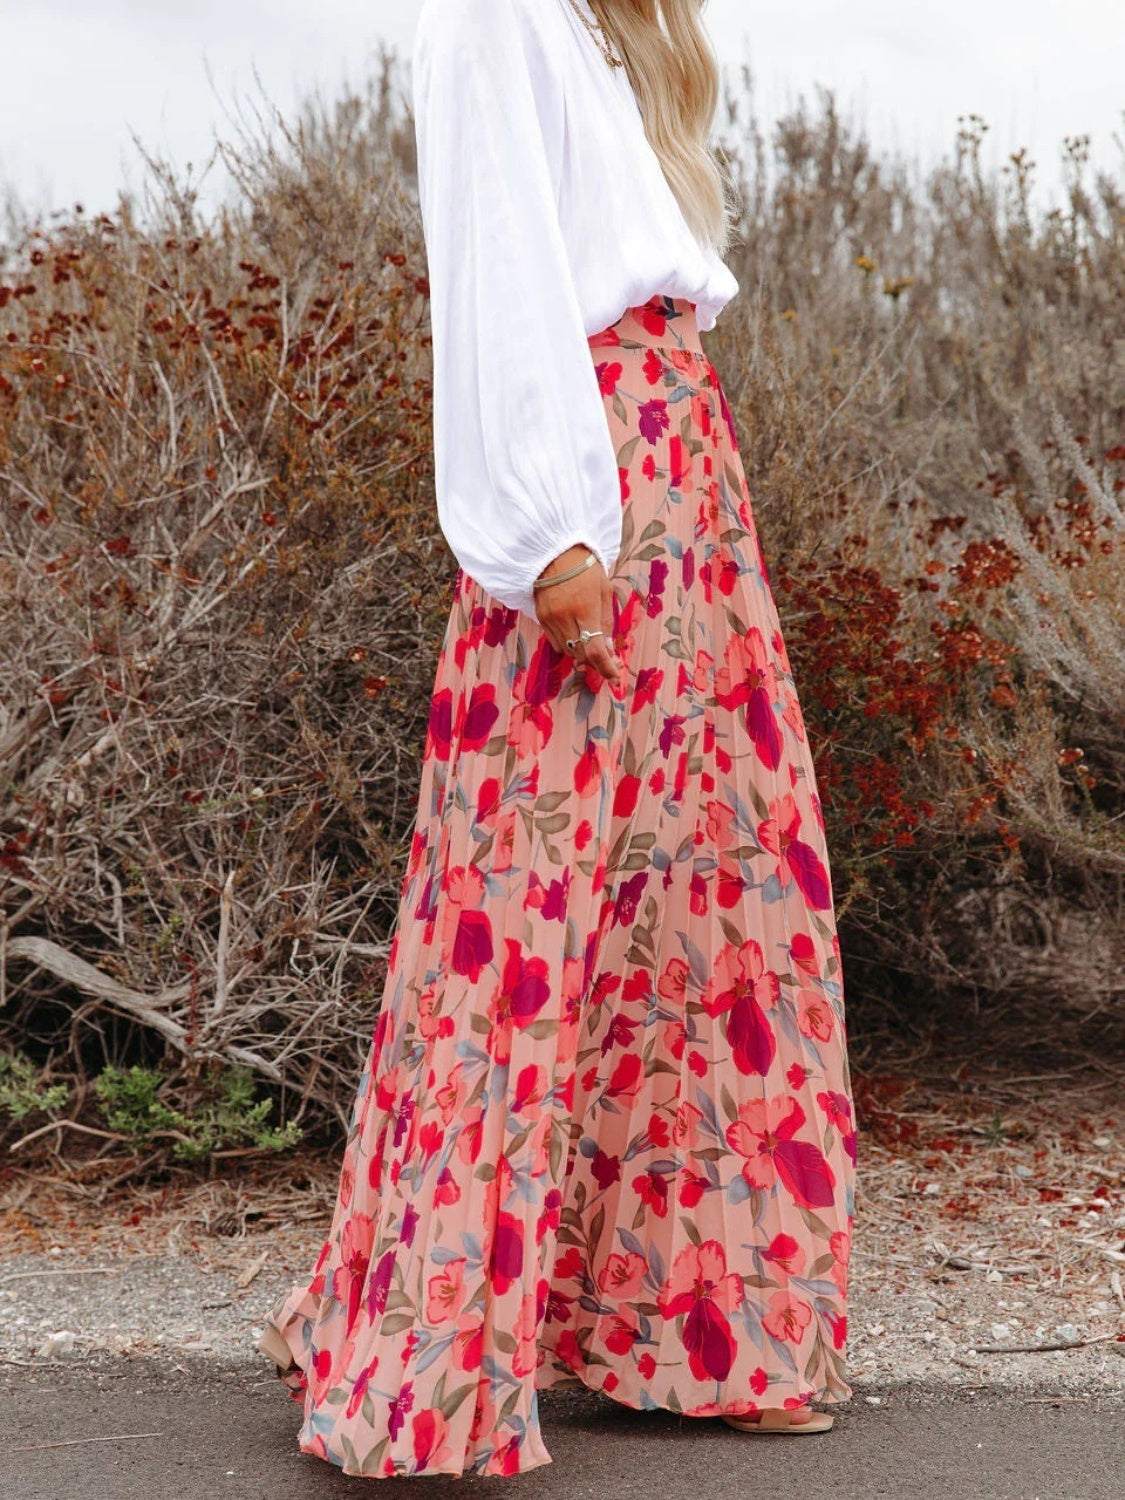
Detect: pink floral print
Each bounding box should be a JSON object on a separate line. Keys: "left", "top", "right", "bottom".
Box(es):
{"left": 263, "top": 295, "right": 856, "bottom": 1479}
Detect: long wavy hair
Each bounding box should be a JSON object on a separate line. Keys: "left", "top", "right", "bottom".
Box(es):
{"left": 595, "top": 0, "right": 734, "bottom": 253}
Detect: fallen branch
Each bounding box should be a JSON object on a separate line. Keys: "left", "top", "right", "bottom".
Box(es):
{"left": 11, "top": 1433, "right": 164, "bottom": 1453}
{"left": 236, "top": 1249, "right": 270, "bottom": 1288}
{"left": 969, "top": 1334, "right": 1119, "bottom": 1355}
{"left": 0, "top": 1266, "right": 124, "bottom": 1286}
{"left": 5, "top": 935, "right": 282, "bottom": 1084}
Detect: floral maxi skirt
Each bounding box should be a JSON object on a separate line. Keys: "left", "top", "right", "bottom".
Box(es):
{"left": 263, "top": 296, "right": 857, "bottom": 1479}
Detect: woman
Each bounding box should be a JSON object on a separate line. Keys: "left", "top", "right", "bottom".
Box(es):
{"left": 260, "top": 0, "right": 856, "bottom": 1479}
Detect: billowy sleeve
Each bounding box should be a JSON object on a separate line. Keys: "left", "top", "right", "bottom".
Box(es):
{"left": 412, "top": 0, "right": 622, "bottom": 618}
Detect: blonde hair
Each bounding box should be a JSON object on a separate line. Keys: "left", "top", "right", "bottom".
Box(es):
{"left": 594, "top": 0, "right": 733, "bottom": 253}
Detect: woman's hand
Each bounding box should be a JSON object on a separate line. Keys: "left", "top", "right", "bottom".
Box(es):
{"left": 534, "top": 544, "right": 621, "bottom": 683}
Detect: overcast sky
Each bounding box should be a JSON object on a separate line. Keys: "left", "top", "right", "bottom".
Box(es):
{"left": 2, "top": 1, "right": 1121, "bottom": 219}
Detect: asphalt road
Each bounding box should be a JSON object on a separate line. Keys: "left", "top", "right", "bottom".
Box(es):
{"left": 2, "top": 1358, "right": 1122, "bottom": 1500}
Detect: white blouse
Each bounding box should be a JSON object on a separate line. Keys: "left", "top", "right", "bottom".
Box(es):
{"left": 412, "top": 0, "right": 739, "bottom": 617}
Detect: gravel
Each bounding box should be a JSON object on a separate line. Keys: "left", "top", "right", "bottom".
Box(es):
{"left": 1, "top": 1242, "right": 1122, "bottom": 1400}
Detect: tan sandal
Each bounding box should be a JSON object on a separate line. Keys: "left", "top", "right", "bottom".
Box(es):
{"left": 258, "top": 1323, "right": 294, "bottom": 1371}
{"left": 723, "top": 1407, "right": 834, "bottom": 1435}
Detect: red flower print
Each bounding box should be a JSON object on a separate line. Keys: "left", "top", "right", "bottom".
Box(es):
{"left": 797, "top": 988, "right": 835, "bottom": 1041}
{"left": 675, "top": 438, "right": 693, "bottom": 489}
{"left": 574, "top": 739, "right": 605, "bottom": 796}
{"left": 387, "top": 1380, "right": 414, "bottom": 1441}
{"left": 701, "top": 938, "right": 780, "bottom": 1077}
{"left": 790, "top": 931, "right": 820, "bottom": 975}
{"left": 725, "top": 1093, "right": 836, "bottom": 1208}
{"left": 485, "top": 1437, "right": 523, "bottom": 1477}
{"left": 451, "top": 907, "right": 492, "bottom": 982}
{"left": 642, "top": 347, "right": 663, "bottom": 385}
{"left": 512, "top": 1063, "right": 546, "bottom": 1112}
{"left": 750, "top": 1365, "right": 769, "bottom": 1395}
{"left": 488, "top": 939, "right": 551, "bottom": 1062}
{"left": 817, "top": 1089, "right": 853, "bottom": 1132}
{"left": 640, "top": 303, "right": 668, "bottom": 337}
{"left": 613, "top": 773, "right": 641, "bottom": 816}
{"left": 631, "top": 666, "right": 663, "bottom": 712}
{"left": 606, "top": 1050, "right": 644, "bottom": 1100}
{"left": 760, "top": 1232, "right": 806, "bottom": 1277}
{"left": 761, "top": 1288, "right": 813, "bottom": 1344}
{"left": 522, "top": 633, "right": 570, "bottom": 708}
{"left": 656, "top": 956, "right": 689, "bottom": 1005}
{"left": 612, "top": 870, "right": 648, "bottom": 926}
{"left": 411, "top": 1408, "right": 452, "bottom": 1473}
{"left": 524, "top": 869, "right": 569, "bottom": 921}
{"left": 597, "top": 1251, "right": 648, "bottom": 1299}
{"left": 757, "top": 792, "right": 833, "bottom": 911}
{"left": 633, "top": 1168, "right": 670, "bottom": 1217}
{"left": 363, "top": 1249, "right": 395, "bottom": 1321}
{"left": 597, "top": 359, "right": 623, "bottom": 395}
{"left": 426, "top": 1257, "right": 467, "bottom": 1323}
{"left": 605, "top": 1309, "right": 642, "bottom": 1355}
{"left": 656, "top": 1240, "right": 744, "bottom": 1382}
{"left": 331, "top": 1212, "right": 374, "bottom": 1331}
{"left": 434, "top": 1166, "right": 460, "bottom": 1206}
{"left": 679, "top": 1168, "right": 707, "bottom": 1207}
{"left": 553, "top": 1246, "right": 585, "bottom": 1281}
{"left": 714, "top": 628, "right": 782, "bottom": 770}
{"left": 453, "top": 1315, "right": 484, "bottom": 1370}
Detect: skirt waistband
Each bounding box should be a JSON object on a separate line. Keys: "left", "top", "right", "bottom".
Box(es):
{"left": 589, "top": 294, "right": 704, "bottom": 356}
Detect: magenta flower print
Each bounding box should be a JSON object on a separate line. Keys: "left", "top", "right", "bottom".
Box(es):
{"left": 701, "top": 938, "right": 781, "bottom": 1077}
{"left": 387, "top": 1381, "right": 414, "bottom": 1442}
{"left": 757, "top": 792, "right": 833, "bottom": 910}
{"left": 657, "top": 1240, "right": 744, "bottom": 1382}
{"left": 715, "top": 628, "right": 783, "bottom": 770}
{"left": 364, "top": 1248, "right": 395, "bottom": 1321}
{"left": 725, "top": 1093, "right": 836, "bottom": 1209}
{"left": 488, "top": 940, "right": 551, "bottom": 1064}
{"left": 638, "top": 397, "right": 670, "bottom": 445}
{"left": 426, "top": 687, "right": 454, "bottom": 761}
{"left": 460, "top": 683, "right": 499, "bottom": 751}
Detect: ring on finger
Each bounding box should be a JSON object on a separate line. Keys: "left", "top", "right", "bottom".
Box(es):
{"left": 565, "top": 627, "right": 604, "bottom": 652}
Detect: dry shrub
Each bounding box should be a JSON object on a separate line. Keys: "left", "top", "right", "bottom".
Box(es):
{"left": 706, "top": 93, "right": 1123, "bottom": 1018}
{"left": 0, "top": 63, "right": 1121, "bottom": 1145}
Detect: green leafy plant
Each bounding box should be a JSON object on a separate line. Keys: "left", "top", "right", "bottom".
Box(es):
{"left": 94, "top": 1065, "right": 301, "bottom": 1161}
{"left": 0, "top": 1049, "right": 69, "bottom": 1121}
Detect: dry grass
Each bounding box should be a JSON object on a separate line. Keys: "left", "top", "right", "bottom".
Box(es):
{"left": 0, "top": 60, "right": 1121, "bottom": 1149}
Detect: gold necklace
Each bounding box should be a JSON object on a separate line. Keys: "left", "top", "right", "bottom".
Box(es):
{"left": 566, "top": 0, "right": 625, "bottom": 70}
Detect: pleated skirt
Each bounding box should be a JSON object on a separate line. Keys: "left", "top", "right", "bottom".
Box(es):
{"left": 262, "top": 295, "right": 857, "bottom": 1479}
